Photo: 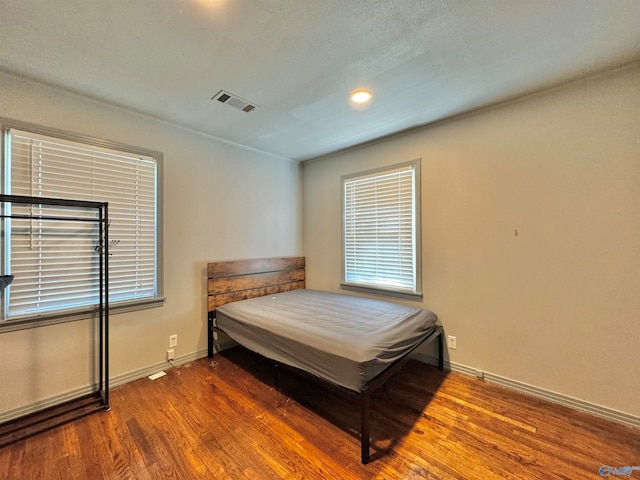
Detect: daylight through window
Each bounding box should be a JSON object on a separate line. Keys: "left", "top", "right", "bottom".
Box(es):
{"left": 2, "top": 127, "right": 160, "bottom": 321}
{"left": 342, "top": 160, "right": 421, "bottom": 296}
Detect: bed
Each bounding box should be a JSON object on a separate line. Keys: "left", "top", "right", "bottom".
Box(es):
{"left": 207, "top": 256, "right": 443, "bottom": 463}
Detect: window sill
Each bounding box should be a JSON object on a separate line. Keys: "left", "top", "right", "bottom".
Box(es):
{"left": 340, "top": 282, "right": 423, "bottom": 301}
{"left": 0, "top": 297, "right": 166, "bottom": 333}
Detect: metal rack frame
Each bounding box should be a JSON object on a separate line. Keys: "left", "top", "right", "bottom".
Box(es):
{"left": 0, "top": 194, "right": 109, "bottom": 446}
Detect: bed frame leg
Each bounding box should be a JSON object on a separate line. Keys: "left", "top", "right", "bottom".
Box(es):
{"left": 361, "top": 392, "right": 370, "bottom": 464}
{"left": 438, "top": 330, "right": 444, "bottom": 370}
{"left": 208, "top": 313, "right": 214, "bottom": 358}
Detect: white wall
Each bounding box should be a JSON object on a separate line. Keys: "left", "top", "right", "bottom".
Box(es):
{"left": 0, "top": 72, "right": 302, "bottom": 413}
{"left": 302, "top": 64, "right": 640, "bottom": 417}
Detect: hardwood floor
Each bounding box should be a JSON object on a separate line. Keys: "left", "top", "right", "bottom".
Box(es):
{"left": 1, "top": 347, "right": 638, "bottom": 479}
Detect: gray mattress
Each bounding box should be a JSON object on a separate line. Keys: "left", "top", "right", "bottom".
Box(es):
{"left": 215, "top": 289, "right": 437, "bottom": 392}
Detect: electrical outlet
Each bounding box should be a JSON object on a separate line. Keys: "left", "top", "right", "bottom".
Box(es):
{"left": 447, "top": 335, "right": 457, "bottom": 350}
{"left": 169, "top": 334, "right": 177, "bottom": 348}
{"left": 167, "top": 349, "right": 175, "bottom": 360}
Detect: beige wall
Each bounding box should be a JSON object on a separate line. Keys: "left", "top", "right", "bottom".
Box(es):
{"left": 302, "top": 64, "right": 640, "bottom": 417}
{"left": 0, "top": 72, "right": 302, "bottom": 413}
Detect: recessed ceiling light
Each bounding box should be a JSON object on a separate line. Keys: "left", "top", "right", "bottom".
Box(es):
{"left": 350, "top": 89, "right": 373, "bottom": 105}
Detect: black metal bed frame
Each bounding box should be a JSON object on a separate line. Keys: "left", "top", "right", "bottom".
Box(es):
{"left": 0, "top": 194, "right": 110, "bottom": 446}
{"left": 208, "top": 312, "right": 443, "bottom": 464}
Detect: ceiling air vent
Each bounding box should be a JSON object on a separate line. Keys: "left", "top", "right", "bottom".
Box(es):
{"left": 212, "top": 90, "right": 258, "bottom": 113}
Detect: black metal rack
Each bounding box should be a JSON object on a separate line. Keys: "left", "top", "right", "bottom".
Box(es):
{"left": 0, "top": 194, "right": 109, "bottom": 446}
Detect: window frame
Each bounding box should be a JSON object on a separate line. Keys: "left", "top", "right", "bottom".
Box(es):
{"left": 341, "top": 159, "right": 422, "bottom": 300}
{"left": 0, "top": 117, "right": 164, "bottom": 333}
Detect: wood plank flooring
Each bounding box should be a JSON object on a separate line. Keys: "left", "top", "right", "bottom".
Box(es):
{"left": 1, "top": 347, "right": 638, "bottom": 479}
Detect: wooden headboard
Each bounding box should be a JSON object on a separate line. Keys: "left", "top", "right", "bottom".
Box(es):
{"left": 207, "top": 256, "right": 305, "bottom": 315}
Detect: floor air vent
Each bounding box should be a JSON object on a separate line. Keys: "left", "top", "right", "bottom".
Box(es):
{"left": 212, "top": 90, "right": 258, "bottom": 113}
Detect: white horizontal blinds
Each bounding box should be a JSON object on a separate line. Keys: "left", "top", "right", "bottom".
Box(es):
{"left": 8, "top": 129, "right": 156, "bottom": 317}
{"left": 8, "top": 209, "right": 99, "bottom": 315}
{"left": 344, "top": 164, "right": 416, "bottom": 291}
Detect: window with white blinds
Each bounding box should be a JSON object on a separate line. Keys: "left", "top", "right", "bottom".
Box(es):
{"left": 342, "top": 160, "right": 421, "bottom": 295}
{"left": 3, "top": 128, "right": 159, "bottom": 320}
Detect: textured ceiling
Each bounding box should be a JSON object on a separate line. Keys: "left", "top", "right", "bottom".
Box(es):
{"left": 1, "top": 0, "right": 639, "bottom": 161}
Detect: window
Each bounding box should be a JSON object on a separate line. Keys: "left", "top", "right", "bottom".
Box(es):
{"left": 342, "top": 160, "right": 421, "bottom": 297}
{"left": 1, "top": 122, "right": 163, "bottom": 326}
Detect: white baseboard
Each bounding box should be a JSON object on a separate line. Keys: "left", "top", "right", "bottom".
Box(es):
{"left": 0, "top": 384, "right": 101, "bottom": 424}
{"left": 108, "top": 339, "right": 238, "bottom": 389}
{"left": 5, "top": 345, "right": 636, "bottom": 432}
{"left": 0, "top": 345, "right": 232, "bottom": 424}
{"left": 109, "top": 347, "right": 211, "bottom": 388}
{"left": 416, "top": 353, "right": 640, "bottom": 430}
